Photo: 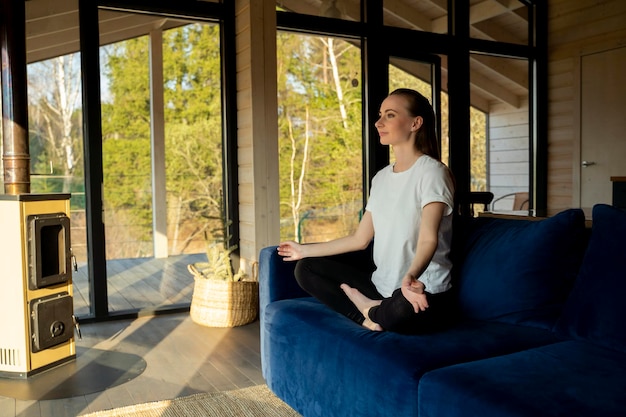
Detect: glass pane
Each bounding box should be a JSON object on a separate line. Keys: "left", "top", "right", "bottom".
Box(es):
{"left": 384, "top": 0, "right": 447, "bottom": 33}
{"left": 389, "top": 57, "right": 449, "bottom": 166}
{"left": 470, "top": 53, "right": 530, "bottom": 211}
{"left": 277, "top": 0, "right": 360, "bottom": 22}
{"left": 470, "top": 107, "right": 487, "bottom": 193}
{"left": 277, "top": 32, "right": 363, "bottom": 243}
{"left": 25, "top": 0, "right": 89, "bottom": 316}
{"left": 470, "top": 0, "right": 529, "bottom": 46}
{"left": 27, "top": 53, "right": 90, "bottom": 316}
{"left": 100, "top": 10, "right": 223, "bottom": 312}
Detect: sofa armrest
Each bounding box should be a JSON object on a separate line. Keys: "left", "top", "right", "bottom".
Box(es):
{"left": 259, "top": 246, "right": 309, "bottom": 310}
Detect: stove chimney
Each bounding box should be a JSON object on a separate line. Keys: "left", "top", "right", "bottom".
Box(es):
{"left": 1, "top": 0, "right": 30, "bottom": 195}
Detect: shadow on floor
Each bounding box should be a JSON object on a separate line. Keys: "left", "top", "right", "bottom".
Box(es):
{"left": 0, "top": 347, "right": 146, "bottom": 400}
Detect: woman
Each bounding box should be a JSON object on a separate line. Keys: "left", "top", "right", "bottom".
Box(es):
{"left": 277, "top": 88, "right": 456, "bottom": 334}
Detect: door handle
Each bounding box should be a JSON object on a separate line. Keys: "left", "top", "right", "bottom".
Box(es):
{"left": 582, "top": 160, "right": 596, "bottom": 167}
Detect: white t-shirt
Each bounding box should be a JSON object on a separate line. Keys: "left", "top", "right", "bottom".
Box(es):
{"left": 365, "top": 155, "right": 455, "bottom": 297}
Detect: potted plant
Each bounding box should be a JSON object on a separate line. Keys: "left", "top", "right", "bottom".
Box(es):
{"left": 187, "top": 226, "right": 258, "bottom": 327}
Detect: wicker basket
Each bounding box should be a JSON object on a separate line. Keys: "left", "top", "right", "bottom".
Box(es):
{"left": 188, "top": 264, "right": 259, "bottom": 327}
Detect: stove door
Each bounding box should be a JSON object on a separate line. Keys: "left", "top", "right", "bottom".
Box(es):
{"left": 28, "top": 213, "right": 71, "bottom": 290}
{"left": 30, "top": 293, "right": 73, "bottom": 353}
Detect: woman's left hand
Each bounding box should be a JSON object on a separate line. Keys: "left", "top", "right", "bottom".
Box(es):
{"left": 400, "top": 275, "right": 429, "bottom": 314}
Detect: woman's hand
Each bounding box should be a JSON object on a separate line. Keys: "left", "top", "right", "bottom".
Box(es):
{"left": 400, "top": 274, "right": 429, "bottom": 314}
{"left": 277, "top": 241, "right": 304, "bottom": 261}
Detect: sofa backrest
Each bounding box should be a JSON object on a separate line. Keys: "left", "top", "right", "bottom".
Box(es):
{"left": 555, "top": 204, "right": 626, "bottom": 353}
{"left": 453, "top": 208, "right": 588, "bottom": 330}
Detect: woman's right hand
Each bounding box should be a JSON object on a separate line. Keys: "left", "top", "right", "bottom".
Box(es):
{"left": 277, "top": 241, "right": 304, "bottom": 261}
{"left": 400, "top": 274, "right": 429, "bottom": 314}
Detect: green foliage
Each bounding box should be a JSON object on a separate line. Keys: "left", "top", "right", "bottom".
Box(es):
{"left": 27, "top": 55, "right": 85, "bottom": 198}
{"left": 102, "top": 38, "right": 151, "bottom": 141}
{"left": 24, "top": 22, "right": 488, "bottom": 256}
{"left": 102, "top": 137, "right": 152, "bottom": 216}
{"left": 277, "top": 33, "right": 363, "bottom": 241}
{"left": 100, "top": 23, "right": 224, "bottom": 255}
{"left": 190, "top": 240, "right": 246, "bottom": 282}
{"left": 470, "top": 108, "right": 487, "bottom": 191}
{"left": 163, "top": 25, "right": 222, "bottom": 123}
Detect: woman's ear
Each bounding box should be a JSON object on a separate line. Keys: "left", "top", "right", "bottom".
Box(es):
{"left": 411, "top": 116, "right": 423, "bottom": 132}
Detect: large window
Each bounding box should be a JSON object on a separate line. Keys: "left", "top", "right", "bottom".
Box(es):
{"left": 27, "top": 54, "right": 89, "bottom": 314}
{"left": 471, "top": 54, "right": 530, "bottom": 211}
{"left": 98, "top": 15, "right": 224, "bottom": 314}
{"left": 24, "top": 16, "right": 225, "bottom": 317}
{"left": 277, "top": 1, "right": 542, "bottom": 215}
{"left": 277, "top": 32, "right": 363, "bottom": 243}
{"left": 100, "top": 21, "right": 223, "bottom": 259}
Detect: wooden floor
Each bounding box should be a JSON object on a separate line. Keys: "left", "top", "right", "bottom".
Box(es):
{"left": 0, "top": 313, "right": 265, "bottom": 417}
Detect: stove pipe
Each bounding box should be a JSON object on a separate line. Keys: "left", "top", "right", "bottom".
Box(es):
{"left": 1, "top": 0, "right": 30, "bottom": 195}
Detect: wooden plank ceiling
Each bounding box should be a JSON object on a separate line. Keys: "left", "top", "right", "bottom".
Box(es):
{"left": 25, "top": 0, "right": 530, "bottom": 112}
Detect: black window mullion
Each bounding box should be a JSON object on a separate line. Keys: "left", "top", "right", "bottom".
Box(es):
{"left": 221, "top": 0, "right": 239, "bottom": 250}
{"left": 447, "top": 0, "right": 471, "bottom": 196}
{"left": 532, "top": 1, "right": 549, "bottom": 215}
{"left": 78, "top": 0, "right": 108, "bottom": 319}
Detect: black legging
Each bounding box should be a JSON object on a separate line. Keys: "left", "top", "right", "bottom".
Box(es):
{"left": 294, "top": 250, "right": 380, "bottom": 324}
{"left": 294, "top": 250, "right": 457, "bottom": 335}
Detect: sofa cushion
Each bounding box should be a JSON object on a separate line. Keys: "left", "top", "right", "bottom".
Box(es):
{"left": 555, "top": 204, "right": 626, "bottom": 352}
{"left": 418, "top": 341, "right": 626, "bottom": 417}
{"left": 454, "top": 208, "right": 587, "bottom": 329}
{"left": 263, "top": 298, "right": 559, "bottom": 417}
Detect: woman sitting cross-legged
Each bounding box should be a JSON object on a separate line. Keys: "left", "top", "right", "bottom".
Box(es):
{"left": 277, "top": 88, "right": 457, "bottom": 335}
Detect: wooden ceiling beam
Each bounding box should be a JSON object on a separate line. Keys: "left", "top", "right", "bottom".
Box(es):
{"left": 472, "top": 54, "right": 528, "bottom": 91}
{"left": 471, "top": 69, "right": 520, "bottom": 108}
{"left": 470, "top": 0, "right": 526, "bottom": 24}
{"left": 26, "top": 0, "right": 78, "bottom": 21}
{"left": 383, "top": 1, "right": 432, "bottom": 31}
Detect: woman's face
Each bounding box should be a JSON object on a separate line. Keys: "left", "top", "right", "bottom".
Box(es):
{"left": 375, "top": 95, "right": 421, "bottom": 147}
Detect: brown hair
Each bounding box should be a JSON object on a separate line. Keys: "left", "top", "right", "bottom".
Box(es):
{"left": 389, "top": 88, "right": 441, "bottom": 161}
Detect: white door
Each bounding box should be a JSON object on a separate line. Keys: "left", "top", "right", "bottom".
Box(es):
{"left": 580, "top": 46, "right": 626, "bottom": 208}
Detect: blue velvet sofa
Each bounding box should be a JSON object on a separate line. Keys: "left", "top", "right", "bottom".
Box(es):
{"left": 259, "top": 204, "right": 626, "bottom": 417}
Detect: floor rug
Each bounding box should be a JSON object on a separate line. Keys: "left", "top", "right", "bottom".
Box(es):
{"left": 82, "top": 384, "right": 301, "bottom": 417}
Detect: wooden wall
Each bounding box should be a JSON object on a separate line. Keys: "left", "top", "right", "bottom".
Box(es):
{"left": 488, "top": 99, "right": 529, "bottom": 209}
{"left": 547, "top": 0, "right": 626, "bottom": 214}
{"left": 235, "top": 0, "right": 280, "bottom": 269}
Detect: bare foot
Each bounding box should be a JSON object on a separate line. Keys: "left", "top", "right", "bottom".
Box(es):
{"left": 340, "top": 284, "right": 381, "bottom": 311}
{"left": 362, "top": 316, "right": 383, "bottom": 331}
{"left": 340, "top": 284, "right": 383, "bottom": 331}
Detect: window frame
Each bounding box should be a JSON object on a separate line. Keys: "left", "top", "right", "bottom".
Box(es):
{"left": 277, "top": 0, "right": 546, "bottom": 213}
{"left": 79, "top": 0, "right": 235, "bottom": 321}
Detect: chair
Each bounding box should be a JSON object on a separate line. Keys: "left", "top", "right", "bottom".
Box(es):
{"left": 491, "top": 192, "right": 529, "bottom": 211}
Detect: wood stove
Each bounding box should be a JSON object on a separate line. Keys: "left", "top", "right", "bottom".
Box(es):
{"left": 0, "top": 194, "right": 75, "bottom": 378}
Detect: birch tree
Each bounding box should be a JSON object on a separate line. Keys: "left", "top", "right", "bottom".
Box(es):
{"left": 277, "top": 32, "right": 362, "bottom": 242}
{"left": 322, "top": 37, "right": 349, "bottom": 129}
{"left": 28, "top": 54, "right": 82, "bottom": 193}
{"left": 286, "top": 107, "right": 311, "bottom": 241}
